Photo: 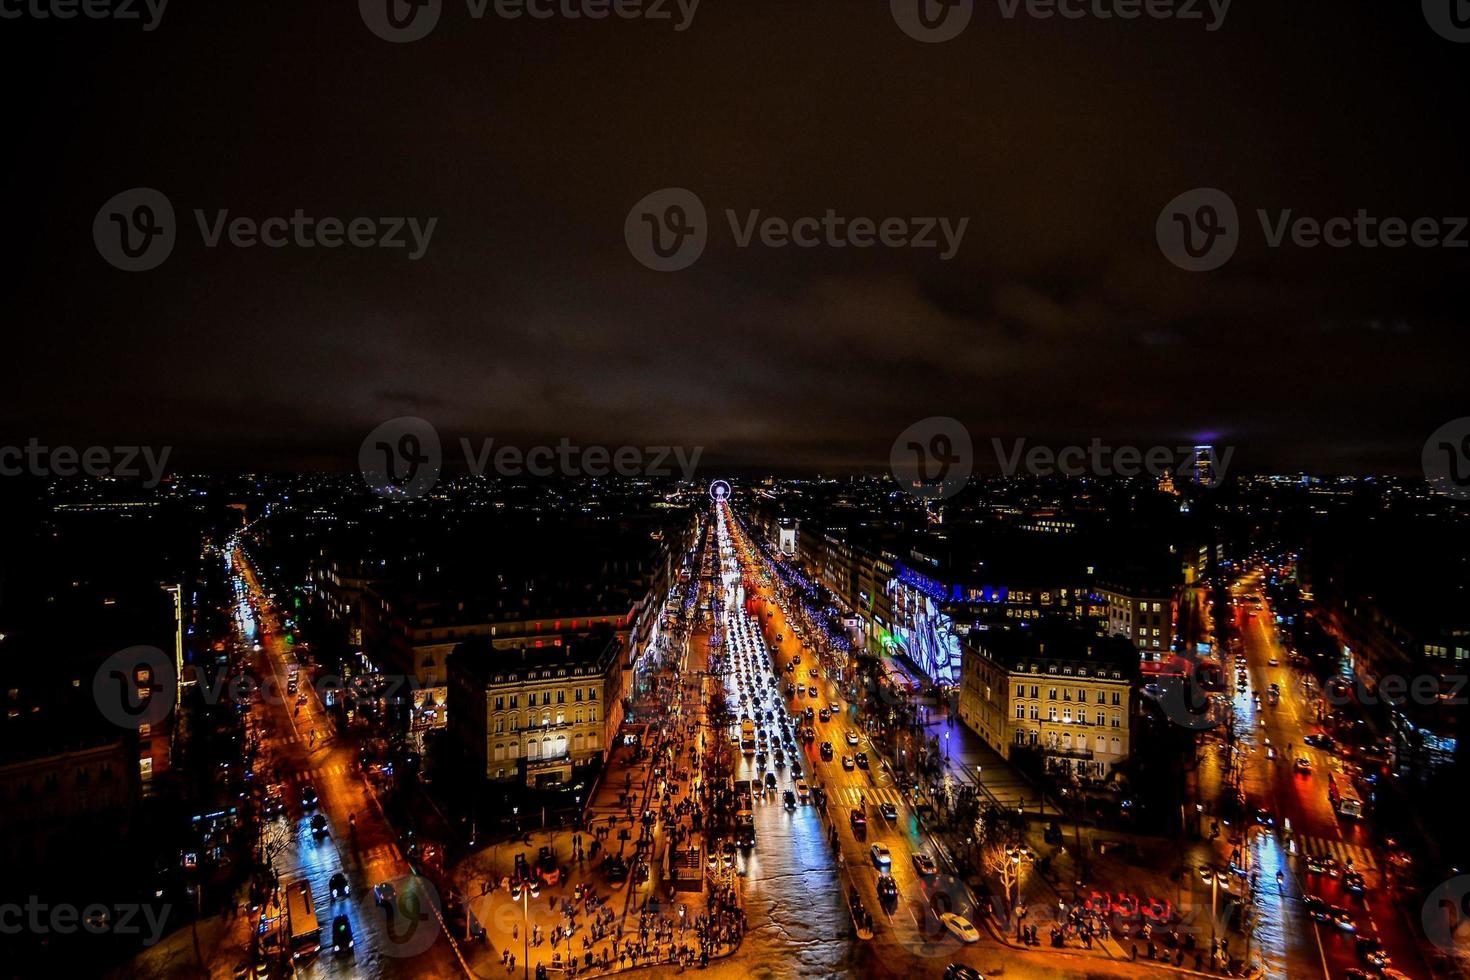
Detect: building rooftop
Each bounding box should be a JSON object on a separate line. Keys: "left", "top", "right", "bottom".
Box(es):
{"left": 967, "top": 623, "right": 1140, "bottom": 678}
{"left": 448, "top": 627, "right": 621, "bottom": 683}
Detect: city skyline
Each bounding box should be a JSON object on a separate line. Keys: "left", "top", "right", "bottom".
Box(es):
{"left": 3, "top": 1, "right": 1470, "bottom": 977}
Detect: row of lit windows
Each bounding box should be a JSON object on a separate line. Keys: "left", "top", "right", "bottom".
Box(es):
{"left": 1014, "top": 685, "right": 1123, "bottom": 705}
{"left": 490, "top": 731, "right": 601, "bottom": 762}
{"left": 1013, "top": 730, "right": 1124, "bottom": 753}
{"left": 1425, "top": 644, "right": 1469, "bottom": 661}
{"left": 493, "top": 687, "right": 599, "bottom": 711}
{"left": 1015, "top": 704, "right": 1123, "bottom": 726}
{"left": 492, "top": 705, "right": 600, "bottom": 733}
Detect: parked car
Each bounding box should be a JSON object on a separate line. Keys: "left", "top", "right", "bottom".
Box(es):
{"left": 1110, "top": 893, "right": 1140, "bottom": 919}
{"left": 1142, "top": 897, "right": 1173, "bottom": 923}
{"left": 912, "top": 853, "right": 937, "bottom": 876}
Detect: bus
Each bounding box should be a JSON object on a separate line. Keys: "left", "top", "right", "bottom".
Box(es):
{"left": 1328, "top": 774, "right": 1363, "bottom": 819}
{"left": 286, "top": 880, "right": 321, "bottom": 961}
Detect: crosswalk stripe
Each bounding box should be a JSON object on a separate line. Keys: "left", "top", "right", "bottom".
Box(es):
{"left": 1296, "top": 834, "right": 1376, "bottom": 869}
{"left": 834, "top": 786, "right": 906, "bottom": 808}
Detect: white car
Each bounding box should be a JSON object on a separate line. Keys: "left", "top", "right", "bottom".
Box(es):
{"left": 845, "top": 731, "right": 859, "bottom": 746}
{"left": 940, "top": 912, "right": 980, "bottom": 943}
{"left": 870, "top": 843, "right": 892, "bottom": 868}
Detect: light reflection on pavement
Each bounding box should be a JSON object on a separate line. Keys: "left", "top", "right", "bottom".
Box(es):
{"left": 226, "top": 549, "right": 465, "bottom": 979}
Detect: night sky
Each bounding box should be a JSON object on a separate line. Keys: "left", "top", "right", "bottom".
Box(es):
{"left": 3, "top": 0, "right": 1467, "bottom": 475}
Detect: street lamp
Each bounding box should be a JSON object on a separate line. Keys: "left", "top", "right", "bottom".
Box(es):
{"left": 944, "top": 730, "right": 950, "bottom": 760}
{"left": 516, "top": 879, "right": 540, "bottom": 980}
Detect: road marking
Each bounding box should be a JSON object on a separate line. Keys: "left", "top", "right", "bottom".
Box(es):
{"left": 1294, "top": 834, "right": 1376, "bottom": 870}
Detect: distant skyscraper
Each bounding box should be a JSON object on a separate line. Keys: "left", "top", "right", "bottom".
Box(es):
{"left": 1192, "top": 445, "right": 1216, "bottom": 487}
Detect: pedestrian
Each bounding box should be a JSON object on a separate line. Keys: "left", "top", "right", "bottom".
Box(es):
{"left": 1130, "top": 942, "right": 1138, "bottom": 961}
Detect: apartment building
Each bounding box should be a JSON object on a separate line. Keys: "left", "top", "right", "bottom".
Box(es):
{"left": 959, "top": 625, "right": 1138, "bottom": 782}
{"left": 447, "top": 630, "right": 622, "bottom": 788}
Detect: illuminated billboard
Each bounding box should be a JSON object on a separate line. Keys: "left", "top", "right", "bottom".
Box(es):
{"left": 883, "top": 564, "right": 962, "bottom": 686}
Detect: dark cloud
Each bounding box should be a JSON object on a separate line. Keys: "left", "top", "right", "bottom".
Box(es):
{"left": 2, "top": 0, "right": 1467, "bottom": 476}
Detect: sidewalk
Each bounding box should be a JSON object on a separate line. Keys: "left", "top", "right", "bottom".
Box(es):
{"left": 451, "top": 606, "right": 748, "bottom": 978}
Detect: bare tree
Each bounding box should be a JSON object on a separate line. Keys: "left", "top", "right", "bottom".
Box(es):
{"left": 981, "top": 839, "right": 1033, "bottom": 917}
